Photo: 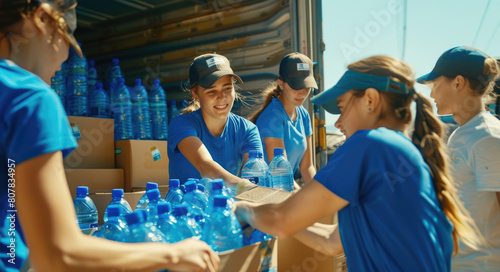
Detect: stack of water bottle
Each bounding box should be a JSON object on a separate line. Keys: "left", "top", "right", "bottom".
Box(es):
{"left": 73, "top": 177, "right": 274, "bottom": 252}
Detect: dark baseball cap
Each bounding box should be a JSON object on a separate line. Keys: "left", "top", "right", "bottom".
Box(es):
{"left": 417, "top": 46, "right": 489, "bottom": 83}
{"left": 189, "top": 53, "right": 243, "bottom": 88}
{"left": 279, "top": 52, "right": 318, "bottom": 90}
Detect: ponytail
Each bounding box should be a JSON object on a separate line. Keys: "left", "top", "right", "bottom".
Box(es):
{"left": 412, "top": 92, "right": 484, "bottom": 255}
{"left": 248, "top": 81, "right": 282, "bottom": 123}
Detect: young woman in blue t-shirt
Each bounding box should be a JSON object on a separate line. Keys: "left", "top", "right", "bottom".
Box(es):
{"left": 167, "top": 53, "right": 263, "bottom": 189}
{"left": 0, "top": 1, "right": 218, "bottom": 271}
{"left": 235, "top": 56, "right": 482, "bottom": 271}
{"left": 249, "top": 52, "right": 317, "bottom": 183}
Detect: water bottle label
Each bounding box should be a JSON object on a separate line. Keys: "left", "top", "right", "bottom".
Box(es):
{"left": 90, "top": 223, "right": 99, "bottom": 229}
{"left": 247, "top": 177, "right": 259, "bottom": 185}
{"left": 70, "top": 124, "right": 82, "bottom": 140}
{"left": 115, "top": 148, "right": 122, "bottom": 154}
{"left": 151, "top": 147, "right": 161, "bottom": 161}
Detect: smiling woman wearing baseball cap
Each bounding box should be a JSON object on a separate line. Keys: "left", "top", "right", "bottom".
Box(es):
{"left": 235, "top": 55, "right": 483, "bottom": 271}
{"left": 248, "top": 52, "right": 318, "bottom": 184}
{"left": 0, "top": 1, "right": 219, "bottom": 271}
{"left": 167, "top": 53, "right": 263, "bottom": 190}
{"left": 417, "top": 46, "right": 500, "bottom": 271}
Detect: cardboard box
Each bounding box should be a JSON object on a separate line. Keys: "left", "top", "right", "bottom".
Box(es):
{"left": 65, "top": 168, "right": 124, "bottom": 199}
{"left": 219, "top": 238, "right": 278, "bottom": 272}
{"left": 115, "top": 140, "right": 169, "bottom": 192}
{"left": 64, "top": 116, "right": 115, "bottom": 169}
{"left": 89, "top": 191, "right": 144, "bottom": 225}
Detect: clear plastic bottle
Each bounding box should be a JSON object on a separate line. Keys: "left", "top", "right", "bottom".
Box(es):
{"left": 104, "top": 189, "right": 133, "bottom": 222}
{"left": 135, "top": 182, "right": 158, "bottom": 210}
{"left": 268, "top": 148, "right": 294, "bottom": 192}
{"left": 203, "top": 196, "right": 243, "bottom": 252}
{"left": 112, "top": 78, "right": 133, "bottom": 140}
{"left": 73, "top": 186, "right": 98, "bottom": 229}
{"left": 87, "top": 59, "right": 98, "bottom": 96}
{"left": 50, "top": 69, "right": 66, "bottom": 110}
{"left": 183, "top": 180, "right": 208, "bottom": 212}
{"left": 165, "top": 179, "right": 184, "bottom": 204}
{"left": 89, "top": 82, "right": 110, "bottom": 118}
{"left": 66, "top": 42, "right": 88, "bottom": 116}
{"left": 206, "top": 179, "right": 234, "bottom": 214}
{"left": 241, "top": 150, "right": 269, "bottom": 187}
{"left": 101, "top": 205, "right": 130, "bottom": 242}
{"left": 149, "top": 79, "right": 168, "bottom": 140}
{"left": 105, "top": 58, "right": 123, "bottom": 91}
{"left": 157, "top": 202, "right": 178, "bottom": 243}
{"left": 172, "top": 204, "right": 202, "bottom": 241}
{"left": 130, "top": 79, "right": 152, "bottom": 140}
{"left": 124, "top": 210, "right": 167, "bottom": 243}
{"left": 146, "top": 189, "right": 167, "bottom": 225}
{"left": 168, "top": 100, "right": 179, "bottom": 123}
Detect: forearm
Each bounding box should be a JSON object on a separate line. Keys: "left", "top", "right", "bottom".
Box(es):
{"left": 293, "top": 223, "right": 343, "bottom": 256}
{"left": 235, "top": 201, "right": 292, "bottom": 238}
{"left": 197, "top": 159, "right": 243, "bottom": 188}
{"left": 300, "top": 164, "right": 316, "bottom": 183}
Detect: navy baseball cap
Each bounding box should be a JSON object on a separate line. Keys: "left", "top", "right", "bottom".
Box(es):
{"left": 311, "top": 70, "right": 412, "bottom": 114}
{"left": 279, "top": 52, "right": 318, "bottom": 90}
{"left": 417, "top": 46, "right": 489, "bottom": 83}
{"left": 189, "top": 53, "right": 243, "bottom": 88}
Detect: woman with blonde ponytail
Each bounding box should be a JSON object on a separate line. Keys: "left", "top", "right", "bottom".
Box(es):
{"left": 235, "top": 55, "right": 481, "bottom": 271}
{"left": 417, "top": 46, "right": 500, "bottom": 271}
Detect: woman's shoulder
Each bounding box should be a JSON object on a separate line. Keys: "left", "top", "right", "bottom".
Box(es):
{"left": 0, "top": 60, "right": 52, "bottom": 96}
{"left": 349, "top": 128, "right": 413, "bottom": 150}
{"left": 229, "top": 112, "right": 257, "bottom": 129}
{"left": 256, "top": 98, "right": 286, "bottom": 123}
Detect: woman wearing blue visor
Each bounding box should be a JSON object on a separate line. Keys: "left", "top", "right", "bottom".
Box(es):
{"left": 235, "top": 56, "right": 482, "bottom": 271}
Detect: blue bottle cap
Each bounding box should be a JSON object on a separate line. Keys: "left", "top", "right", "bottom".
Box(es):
{"left": 96, "top": 82, "right": 103, "bottom": 89}
{"left": 146, "top": 182, "right": 158, "bottom": 191}
{"left": 173, "top": 204, "right": 188, "bottom": 217}
{"left": 112, "top": 58, "right": 119, "bottom": 65}
{"left": 146, "top": 189, "right": 161, "bottom": 200}
{"left": 107, "top": 205, "right": 121, "bottom": 217}
{"left": 157, "top": 202, "right": 172, "bottom": 215}
{"left": 88, "top": 60, "right": 95, "bottom": 67}
{"left": 111, "top": 188, "right": 124, "bottom": 198}
{"left": 197, "top": 184, "right": 205, "bottom": 192}
{"left": 169, "top": 179, "right": 180, "bottom": 188}
{"left": 124, "top": 211, "right": 144, "bottom": 226}
{"left": 187, "top": 178, "right": 199, "bottom": 183}
{"left": 210, "top": 180, "right": 223, "bottom": 190}
{"left": 135, "top": 78, "right": 142, "bottom": 85}
{"left": 185, "top": 181, "right": 196, "bottom": 192}
{"left": 273, "top": 148, "right": 284, "bottom": 156}
{"left": 153, "top": 79, "right": 160, "bottom": 85}
{"left": 76, "top": 186, "right": 89, "bottom": 196}
{"left": 213, "top": 195, "right": 228, "bottom": 207}
{"left": 248, "top": 150, "right": 261, "bottom": 158}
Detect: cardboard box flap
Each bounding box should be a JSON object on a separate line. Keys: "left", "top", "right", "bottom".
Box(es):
{"left": 235, "top": 186, "right": 293, "bottom": 204}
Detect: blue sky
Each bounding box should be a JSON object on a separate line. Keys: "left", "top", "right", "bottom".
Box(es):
{"left": 322, "top": 0, "right": 500, "bottom": 131}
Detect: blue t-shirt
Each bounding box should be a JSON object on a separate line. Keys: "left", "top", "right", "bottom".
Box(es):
{"left": 314, "top": 128, "right": 453, "bottom": 272}
{"left": 0, "top": 59, "right": 77, "bottom": 271}
{"left": 168, "top": 109, "right": 262, "bottom": 183}
{"left": 256, "top": 98, "right": 312, "bottom": 173}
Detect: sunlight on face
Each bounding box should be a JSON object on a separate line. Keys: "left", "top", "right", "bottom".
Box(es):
{"left": 194, "top": 75, "right": 235, "bottom": 121}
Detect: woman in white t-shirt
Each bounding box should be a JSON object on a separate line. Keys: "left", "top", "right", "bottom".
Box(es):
{"left": 417, "top": 46, "right": 500, "bottom": 271}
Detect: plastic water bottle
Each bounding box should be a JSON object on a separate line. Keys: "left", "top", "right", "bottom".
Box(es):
{"left": 172, "top": 204, "right": 202, "bottom": 241}
{"left": 87, "top": 59, "right": 98, "bottom": 95}
{"left": 104, "top": 189, "right": 133, "bottom": 222}
{"left": 149, "top": 79, "right": 168, "bottom": 140}
{"left": 130, "top": 79, "right": 152, "bottom": 140}
{"left": 168, "top": 100, "right": 179, "bottom": 123}
{"left": 146, "top": 189, "right": 166, "bottom": 224}
{"left": 105, "top": 58, "right": 123, "bottom": 91}
{"left": 73, "top": 186, "right": 98, "bottom": 229}
{"left": 51, "top": 69, "right": 66, "bottom": 110}
{"left": 206, "top": 179, "right": 234, "bottom": 214}
{"left": 165, "top": 179, "right": 184, "bottom": 204}
{"left": 183, "top": 180, "right": 208, "bottom": 212}
{"left": 268, "top": 148, "right": 294, "bottom": 192}
{"left": 66, "top": 42, "right": 88, "bottom": 116}
{"left": 112, "top": 78, "right": 133, "bottom": 140}
{"left": 203, "top": 196, "right": 243, "bottom": 252}
{"left": 241, "top": 150, "right": 269, "bottom": 187}
{"left": 89, "top": 82, "right": 110, "bottom": 118}
{"left": 157, "top": 203, "right": 178, "bottom": 243}
{"left": 135, "top": 182, "right": 159, "bottom": 210}
{"left": 101, "top": 205, "right": 130, "bottom": 242}
{"left": 124, "top": 210, "right": 167, "bottom": 243}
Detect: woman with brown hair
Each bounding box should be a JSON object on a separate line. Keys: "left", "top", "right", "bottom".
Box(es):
{"left": 235, "top": 55, "right": 482, "bottom": 271}
{"left": 0, "top": 1, "right": 219, "bottom": 271}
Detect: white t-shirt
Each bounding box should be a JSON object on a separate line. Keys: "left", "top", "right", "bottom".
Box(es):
{"left": 448, "top": 111, "right": 500, "bottom": 272}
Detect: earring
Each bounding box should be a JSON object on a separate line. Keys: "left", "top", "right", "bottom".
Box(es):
{"left": 368, "top": 107, "right": 372, "bottom": 111}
